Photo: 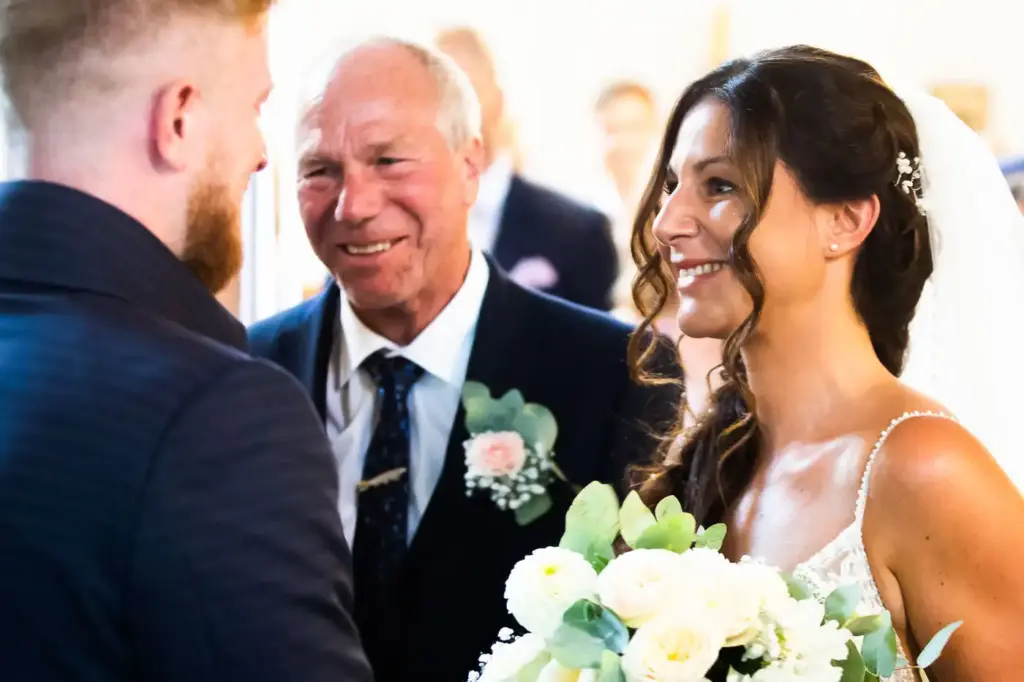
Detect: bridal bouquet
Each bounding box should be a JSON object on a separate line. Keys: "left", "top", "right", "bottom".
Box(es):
{"left": 468, "top": 483, "right": 960, "bottom": 682}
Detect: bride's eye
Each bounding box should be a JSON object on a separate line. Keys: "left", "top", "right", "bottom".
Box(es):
{"left": 706, "top": 177, "right": 736, "bottom": 196}
{"left": 663, "top": 171, "right": 679, "bottom": 195}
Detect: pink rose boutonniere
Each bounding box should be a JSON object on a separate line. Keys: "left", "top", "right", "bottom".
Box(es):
{"left": 461, "top": 381, "right": 572, "bottom": 525}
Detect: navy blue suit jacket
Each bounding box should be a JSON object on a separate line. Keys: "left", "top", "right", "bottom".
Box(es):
{"left": 0, "top": 181, "right": 372, "bottom": 682}
{"left": 492, "top": 174, "right": 618, "bottom": 311}
{"left": 248, "top": 260, "right": 681, "bottom": 682}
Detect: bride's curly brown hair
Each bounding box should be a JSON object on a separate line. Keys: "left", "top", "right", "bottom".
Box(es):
{"left": 627, "top": 46, "right": 933, "bottom": 526}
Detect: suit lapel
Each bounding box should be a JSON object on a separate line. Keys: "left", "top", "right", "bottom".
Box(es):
{"left": 298, "top": 284, "right": 338, "bottom": 422}
{"left": 406, "top": 260, "right": 536, "bottom": 560}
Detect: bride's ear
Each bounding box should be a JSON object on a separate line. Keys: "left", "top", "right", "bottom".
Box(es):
{"left": 822, "top": 195, "right": 880, "bottom": 257}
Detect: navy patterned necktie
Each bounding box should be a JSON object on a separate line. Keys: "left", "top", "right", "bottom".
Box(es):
{"left": 352, "top": 350, "right": 423, "bottom": 680}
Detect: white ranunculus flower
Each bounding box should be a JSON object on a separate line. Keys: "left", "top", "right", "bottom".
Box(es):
{"left": 504, "top": 547, "right": 599, "bottom": 637}
{"left": 621, "top": 613, "right": 726, "bottom": 682}
{"left": 596, "top": 549, "right": 685, "bottom": 628}
{"left": 536, "top": 660, "right": 600, "bottom": 682}
{"left": 669, "top": 549, "right": 767, "bottom": 648}
{"left": 476, "top": 633, "right": 551, "bottom": 682}
{"left": 734, "top": 597, "right": 852, "bottom": 681}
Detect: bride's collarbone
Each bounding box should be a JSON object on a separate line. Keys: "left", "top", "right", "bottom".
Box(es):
{"left": 722, "top": 436, "right": 873, "bottom": 571}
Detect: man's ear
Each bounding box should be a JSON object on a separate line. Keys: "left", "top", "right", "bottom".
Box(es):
{"left": 151, "top": 80, "right": 200, "bottom": 171}
{"left": 459, "top": 136, "right": 484, "bottom": 205}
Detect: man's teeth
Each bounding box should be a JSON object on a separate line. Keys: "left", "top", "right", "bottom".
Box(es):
{"left": 679, "top": 262, "right": 724, "bottom": 278}
{"left": 345, "top": 241, "right": 394, "bottom": 255}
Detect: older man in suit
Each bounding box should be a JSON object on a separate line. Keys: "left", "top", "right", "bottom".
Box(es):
{"left": 249, "top": 37, "right": 681, "bottom": 682}
{"left": 0, "top": 2, "right": 371, "bottom": 681}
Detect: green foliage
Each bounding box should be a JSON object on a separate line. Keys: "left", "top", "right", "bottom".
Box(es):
{"left": 548, "top": 600, "right": 629, "bottom": 670}
{"left": 514, "top": 493, "right": 552, "bottom": 526}
{"left": 462, "top": 381, "right": 559, "bottom": 454}
{"left": 916, "top": 621, "right": 963, "bottom": 669}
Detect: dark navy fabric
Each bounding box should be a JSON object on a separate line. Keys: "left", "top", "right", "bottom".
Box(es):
{"left": 0, "top": 180, "right": 372, "bottom": 682}
{"left": 492, "top": 174, "right": 619, "bottom": 311}
{"left": 249, "top": 260, "right": 682, "bottom": 682}
{"left": 353, "top": 352, "right": 422, "bottom": 682}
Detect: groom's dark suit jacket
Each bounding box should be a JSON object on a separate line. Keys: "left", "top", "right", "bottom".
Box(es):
{"left": 248, "top": 260, "right": 682, "bottom": 682}
{"left": 0, "top": 181, "right": 371, "bottom": 682}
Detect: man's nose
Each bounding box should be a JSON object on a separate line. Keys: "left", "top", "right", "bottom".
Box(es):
{"left": 334, "top": 171, "right": 382, "bottom": 223}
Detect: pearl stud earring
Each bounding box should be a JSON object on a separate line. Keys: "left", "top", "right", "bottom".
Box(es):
{"left": 829, "top": 243, "right": 839, "bottom": 252}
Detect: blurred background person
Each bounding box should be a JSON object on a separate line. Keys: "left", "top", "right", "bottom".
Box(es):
{"left": 435, "top": 26, "right": 619, "bottom": 310}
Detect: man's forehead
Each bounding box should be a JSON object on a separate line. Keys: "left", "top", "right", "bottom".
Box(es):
{"left": 299, "top": 98, "right": 436, "bottom": 154}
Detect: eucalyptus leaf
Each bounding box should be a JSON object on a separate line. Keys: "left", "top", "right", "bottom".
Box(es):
{"left": 862, "top": 611, "right": 897, "bottom": 678}
{"left": 845, "top": 614, "right": 885, "bottom": 636}
{"left": 694, "top": 522, "right": 727, "bottom": 551}
{"left": 654, "top": 495, "right": 683, "bottom": 521}
{"left": 619, "top": 491, "right": 657, "bottom": 548}
{"left": 634, "top": 513, "right": 695, "bottom": 552}
{"left": 549, "top": 600, "right": 629, "bottom": 669}
{"left": 598, "top": 651, "right": 626, "bottom": 682}
{"left": 585, "top": 540, "right": 616, "bottom": 573}
{"left": 547, "top": 623, "right": 606, "bottom": 670}
{"left": 497, "top": 388, "right": 526, "bottom": 412}
{"left": 916, "top": 621, "right": 963, "bottom": 669}
{"left": 838, "top": 640, "right": 866, "bottom": 682}
{"left": 561, "top": 482, "right": 621, "bottom": 550}
{"left": 512, "top": 404, "right": 558, "bottom": 454}
{"left": 562, "top": 600, "right": 630, "bottom": 654}
{"left": 783, "top": 574, "right": 813, "bottom": 601}
{"left": 514, "top": 493, "right": 553, "bottom": 526}
{"left": 465, "top": 407, "right": 513, "bottom": 435}
{"left": 824, "top": 584, "right": 861, "bottom": 625}
{"left": 461, "top": 380, "right": 492, "bottom": 405}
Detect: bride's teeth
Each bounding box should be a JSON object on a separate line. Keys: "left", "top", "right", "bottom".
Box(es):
{"left": 678, "top": 262, "right": 724, "bottom": 278}
{"left": 345, "top": 241, "right": 393, "bottom": 255}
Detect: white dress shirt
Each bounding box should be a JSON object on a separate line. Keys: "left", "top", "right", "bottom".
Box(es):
{"left": 325, "top": 250, "right": 490, "bottom": 547}
{"left": 467, "top": 154, "right": 514, "bottom": 253}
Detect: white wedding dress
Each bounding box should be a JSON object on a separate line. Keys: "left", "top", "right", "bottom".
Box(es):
{"left": 790, "top": 411, "right": 956, "bottom": 682}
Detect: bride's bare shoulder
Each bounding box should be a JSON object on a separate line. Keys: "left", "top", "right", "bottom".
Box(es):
{"left": 870, "top": 413, "right": 1015, "bottom": 510}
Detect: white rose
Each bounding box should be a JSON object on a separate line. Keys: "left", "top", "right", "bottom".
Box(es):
{"left": 476, "top": 633, "right": 550, "bottom": 682}
{"left": 505, "top": 547, "right": 599, "bottom": 637}
{"left": 773, "top": 598, "right": 852, "bottom": 667}
{"left": 622, "top": 613, "right": 726, "bottom": 682}
{"left": 670, "top": 550, "right": 770, "bottom": 648}
{"left": 596, "top": 549, "right": 685, "bottom": 628}
{"left": 537, "top": 660, "right": 601, "bottom": 682}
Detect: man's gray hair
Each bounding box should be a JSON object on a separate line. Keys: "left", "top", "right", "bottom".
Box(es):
{"left": 297, "top": 35, "right": 482, "bottom": 149}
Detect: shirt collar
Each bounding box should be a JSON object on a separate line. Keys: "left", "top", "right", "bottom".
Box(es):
{"left": 337, "top": 248, "right": 490, "bottom": 386}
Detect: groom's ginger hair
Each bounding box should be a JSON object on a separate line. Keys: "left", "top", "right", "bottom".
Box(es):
{"left": 0, "top": 0, "right": 274, "bottom": 130}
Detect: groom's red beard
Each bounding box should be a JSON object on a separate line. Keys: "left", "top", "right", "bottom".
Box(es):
{"left": 180, "top": 171, "right": 243, "bottom": 295}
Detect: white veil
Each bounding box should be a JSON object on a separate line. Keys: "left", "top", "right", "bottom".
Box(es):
{"left": 892, "top": 84, "right": 1024, "bottom": 492}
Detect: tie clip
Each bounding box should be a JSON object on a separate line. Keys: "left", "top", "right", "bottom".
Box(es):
{"left": 357, "top": 467, "right": 407, "bottom": 493}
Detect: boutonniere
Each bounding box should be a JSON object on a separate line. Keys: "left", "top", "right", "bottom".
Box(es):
{"left": 461, "top": 381, "right": 573, "bottom": 525}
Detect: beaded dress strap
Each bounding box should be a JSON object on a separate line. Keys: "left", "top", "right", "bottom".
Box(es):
{"left": 854, "top": 410, "right": 959, "bottom": 524}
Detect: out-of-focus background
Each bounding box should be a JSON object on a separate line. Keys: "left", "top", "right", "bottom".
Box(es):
{"left": 9, "top": 0, "right": 1022, "bottom": 322}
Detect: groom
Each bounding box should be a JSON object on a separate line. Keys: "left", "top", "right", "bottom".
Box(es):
{"left": 249, "top": 37, "right": 681, "bottom": 682}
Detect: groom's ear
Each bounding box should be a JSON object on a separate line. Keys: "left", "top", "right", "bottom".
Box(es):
{"left": 821, "top": 195, "right": 880, "bottom": 257}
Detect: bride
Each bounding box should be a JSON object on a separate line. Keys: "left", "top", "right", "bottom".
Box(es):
{"left": 629, "top": 45, "right": 1024, "bottom": 681}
